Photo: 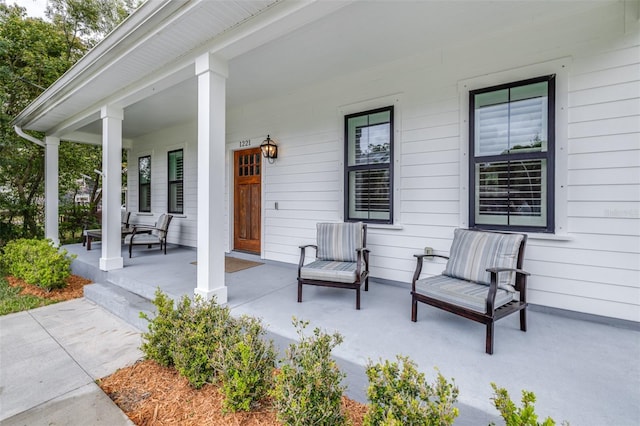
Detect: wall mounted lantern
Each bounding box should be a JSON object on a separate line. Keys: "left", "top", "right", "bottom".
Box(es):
{"left": 260, "top": 135, "right": 278, "bottom": 163}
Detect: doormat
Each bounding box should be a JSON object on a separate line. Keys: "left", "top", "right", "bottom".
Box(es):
{"left": 190, "top": 257, "right": 264, "bottom": 273}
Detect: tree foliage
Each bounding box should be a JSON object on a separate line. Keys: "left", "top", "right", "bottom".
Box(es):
{"left": 0, "top": 1, "right": 137, "bottom": 246}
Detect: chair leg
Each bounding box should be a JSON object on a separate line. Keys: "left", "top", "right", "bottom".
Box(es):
{"left": 129, "top": 243, "right": 132, "bottom": 258}
{"left": 520, "top": 309, "right": 527, "bottom": 332}
{"left": 486, "top": 322, "right": 494, "bottom": 355}
{"left": 411, "top": 297, "right": 418, "bottom": 322}
{"left": 364, "top": 276, "right": 369, "bottom": 291}
{"left": 297, "top": 282, "right": 302, "bottom": 303}
{"left": 356, "top": 287, "right": 360, "bottom": 310}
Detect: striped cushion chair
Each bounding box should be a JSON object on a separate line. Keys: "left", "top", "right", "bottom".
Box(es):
{"left": 410, "top": 228, "right": 530, "bottom": 354}
{"left": 124, "top": 214, "right": 173, "bottom": 258}
{"left": 298, "top": 222, "right": 370, "bottom": 309}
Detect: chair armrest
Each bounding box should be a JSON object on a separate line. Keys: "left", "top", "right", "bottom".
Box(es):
{"left": 414, "top": 253, "right": 450, "bottom": 261}
{"left": 486, "top": 267, "right": 530, "bottom": 276}
{"left": 411, "top": 253, "right": 449, "bottom": 291}
{"left": 128, "top": 225, "right": 153, "bottom": 243}
{"left": 298, "top": 245, "right": 317, "bottom": 277}
{"left": 486, "top": 267, "right": 530, "bottom": 312}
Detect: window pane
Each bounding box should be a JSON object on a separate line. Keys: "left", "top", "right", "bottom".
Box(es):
{"left": 475, "top": 89, "right": 509, "bottom": 156}
{"left": 509, "top": 82, "right": 547, "bottom": 153}
{"left": 348, "top": 169, "right": 390, "bottom": 221}
{"left": 168, "top": 150, "right": 183, "bottom": 181}
{"left": 474, "top": 82, "right": 548, "bottom": 156}
{"left": 347, "top": 110, "right": 391, "bottom": 166}
{"left": 169, "top": 182, "right": 183, "bottom": 214}
{"left": 139, "top": 156, "right": 151, "bottom": 184}
{"left": 168, "top": 149, "right": 184, "bottom": 214}
{"left": 138, "top": 156, "right": 151, "bottom": 212}
{"left": 475, "top": 159, "right": 546, "bottom": 227}
{"left": 139, "top": 184, "right": 151, "bottom": 212}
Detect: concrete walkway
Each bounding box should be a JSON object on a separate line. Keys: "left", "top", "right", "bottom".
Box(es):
{"left": 0, "top": 299, "right": 142, "bottom": 425}
{"left": 4, "top": 243, "right": 639, "bottom": 425}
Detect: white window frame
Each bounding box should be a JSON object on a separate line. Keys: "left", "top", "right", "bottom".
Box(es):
{"left": 339, "top": 93, "right": 403, "bottom": 227}
{"left": 457, "top": 58, "right": 570, "bottom": 238}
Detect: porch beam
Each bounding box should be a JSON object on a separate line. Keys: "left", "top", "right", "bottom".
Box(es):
{"left": 194, "top": 52, "right": 228, "bottom": 303}
{"left": 99, "top": 105, "right": 124, "bottom": 271}
{"left": 44, "top": 136, "right": 60, "bottom": 246}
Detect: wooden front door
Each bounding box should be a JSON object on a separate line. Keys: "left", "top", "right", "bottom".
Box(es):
{"left": 234, "top": 148, "right": 261, "bottom": 253}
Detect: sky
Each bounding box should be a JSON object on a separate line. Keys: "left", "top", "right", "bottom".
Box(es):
{"left": 10, "top": 0, "right": 49, "bottom": 18}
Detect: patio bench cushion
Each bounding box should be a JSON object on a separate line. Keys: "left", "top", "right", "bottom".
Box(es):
{"left": 414, "top": 274, "right": 516, "bottom": 313}
{"left": 124, "top": 233, "right": 161, "bottom": 245}
{"left": 316, "top": 222, "right": 363, "bottom": 262}
{"left": 443, "top": 228, "right": 523, "bottom": 291}
{"left": 300, "top": 260, "right": 358, "bottom": 284}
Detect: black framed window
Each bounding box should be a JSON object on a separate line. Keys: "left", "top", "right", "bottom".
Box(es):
{"left": 469, "top": 75, "right": 555, "bottom": 232}
{"left": 168, "top": 149, "right": 183, "bottom": 214}
{"left": 138, "top": 155, "right": 151, "bottom": 212}
{"left": 344, "top": 106, "right": 393, "bottom": 223}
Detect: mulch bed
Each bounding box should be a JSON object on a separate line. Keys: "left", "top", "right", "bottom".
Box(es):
{"left": 100, "top": 359, "right": 368, "bottom": 426}
{"left": 7, "top": 274, "right": 369, "bottom": 425}
{"left": 6, "top": 274, "right": 92, "bottom": 301}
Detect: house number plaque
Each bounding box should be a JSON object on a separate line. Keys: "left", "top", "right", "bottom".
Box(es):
{"left": 239, "top": 139, "right": 251, "bottom": 147}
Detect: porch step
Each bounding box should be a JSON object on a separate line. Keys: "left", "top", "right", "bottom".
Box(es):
{"left": 84, "top": 282, "right": 154, "bottom": 332}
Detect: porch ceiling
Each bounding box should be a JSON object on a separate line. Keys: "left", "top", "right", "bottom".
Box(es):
{"left": 15, "top": 0, "right": 616, "bottom": 141}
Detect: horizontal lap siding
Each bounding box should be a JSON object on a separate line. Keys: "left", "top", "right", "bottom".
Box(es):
{"left": 561, "top": 38, "right": 640, "bottom": 320}
{"left": 128, "top": 122, "right": 198, "bottom": 248}
{"left": 224, "top": 3, "right": 638, "bottom": 320}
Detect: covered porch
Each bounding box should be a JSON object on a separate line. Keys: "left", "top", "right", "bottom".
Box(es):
{"left": 65, "top": 243, "right": 640, "bottom": 426}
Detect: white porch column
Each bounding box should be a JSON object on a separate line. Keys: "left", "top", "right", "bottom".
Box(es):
{"left": 99, "top": 105, "right": 124, "bottom": 271}
{"left": 194, "top": 53, "right": 228, "bottom": 303}
{"left": 44, "top": 136, "right": 60, "bottom": 246}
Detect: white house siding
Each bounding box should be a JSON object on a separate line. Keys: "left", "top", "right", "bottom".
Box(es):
{"left": 127, "top": 121, "right": 199, "bottom": 248}
{"left": 226, "top": 2, "right": 639, "bottom": 321}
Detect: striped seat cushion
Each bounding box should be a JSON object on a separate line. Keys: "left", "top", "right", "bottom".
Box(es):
{"left": 415, "top": 275, "right": 516, "bottom": 313}
{"left": 124, "top": 233, "right": 162, "bottom": 245}
{"left": 316, "top": 222, "right": 363, "bottom": 262}
{"left": 300, "top": 260, "right": 358, "bottom": 284}
{"left": 443, "top": 229, "right": 523, "bottom": 291}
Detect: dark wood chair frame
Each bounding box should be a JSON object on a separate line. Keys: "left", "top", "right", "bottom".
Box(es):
{"left": 297, "top": 224, "right": 370, "bottom": 310}
{"left": 411, "top": 230, "right": 530, "bottom": 354}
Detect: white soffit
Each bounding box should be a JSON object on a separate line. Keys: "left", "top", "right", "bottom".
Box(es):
{"left": 15, "top": 0, "right": 280, "bottom": 133}
{"left": 14, "top": 0, "right": 620, "bottom": 140}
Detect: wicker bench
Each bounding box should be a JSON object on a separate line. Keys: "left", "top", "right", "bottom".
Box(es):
{"left": 411, "top": 228, "right": 530, "bottom": 354}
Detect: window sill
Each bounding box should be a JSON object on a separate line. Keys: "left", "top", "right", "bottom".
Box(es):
{"left": 526, "top": 232, "right": 572, "bottom": 242}
{"left": 135, "top": 212, "right": 154, "bottom": 216}
{"left": 170, "top": 214, "right": 187, "bottom": 219}
{"left": 367, "top": 223, "right": 403, "bottom": 230}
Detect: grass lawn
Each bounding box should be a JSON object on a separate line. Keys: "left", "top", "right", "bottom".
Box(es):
{"left": 0, "top": 273, "right": 91, "bottom": 316}
{"left": 0, "top": 274, "right": 56, "bottom": 315}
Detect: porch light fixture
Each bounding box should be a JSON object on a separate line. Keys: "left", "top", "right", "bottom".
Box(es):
{"left": 260, "top": 135, "right": 278, "bottom": 163}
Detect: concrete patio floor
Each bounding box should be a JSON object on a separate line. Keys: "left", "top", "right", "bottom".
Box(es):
{"left": 65, "top": 243, "right": 640, "bottom": 425}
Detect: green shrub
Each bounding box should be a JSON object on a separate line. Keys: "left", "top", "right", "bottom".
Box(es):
{"left": 490, "top": 383, "right": 568, "bottom": 426}
{"left": 364, "top": 355, "right": 459, "bottom": 426}
{"left": 140, "top": 290, "right": 240, "bottom": 389}
{"left": 272, "top": 318, "right": 347, "bottom": 426}
{"left": 140, "top": 290, "right": 179, "bottom": 367}
{"left": 219, "top": 315, "right": 277, "bottom": 412}
{"left": 0, "top": 238, "right": 75, "bottom": 291}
